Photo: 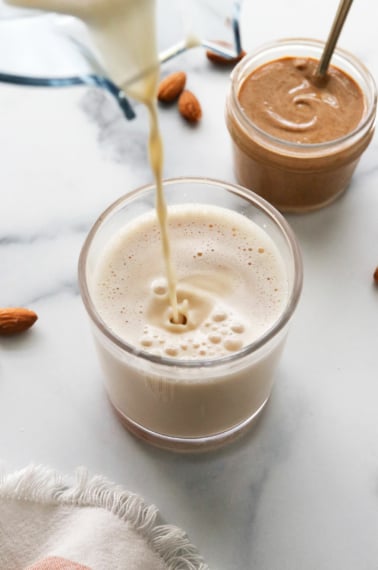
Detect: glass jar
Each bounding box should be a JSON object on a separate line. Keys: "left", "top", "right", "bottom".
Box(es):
{"left": 78, "top": 177, "right": 302, "bottom": 451}
{"left": 226, "top": 38, "right": 377, "bottom": 213}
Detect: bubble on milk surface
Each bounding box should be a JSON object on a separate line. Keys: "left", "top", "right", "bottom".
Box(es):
{"left": 151, "top": 278, "right": 168, "bottom": 296}
{"left": 137, "top": 299, "right": 252, "bottom": 359}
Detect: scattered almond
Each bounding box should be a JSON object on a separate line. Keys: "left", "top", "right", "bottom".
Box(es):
{"left": 0, "top": 307, "right": 38, "bottom": 336}
{"left": 374, "top": 266, "right": 378, "bottom": 284}
{"left": 178, "top": 90, "right": 202, "bottom": 123}
{"left": 206, "top": 41, "right": 246, "bottom": 66}
{"left": 157, "top": 71, "right": 186, "bottom": 103}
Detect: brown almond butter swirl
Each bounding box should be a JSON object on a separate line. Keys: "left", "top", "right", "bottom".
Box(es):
{"left": 238, "top": 57, "right": 365, "bottom": 144}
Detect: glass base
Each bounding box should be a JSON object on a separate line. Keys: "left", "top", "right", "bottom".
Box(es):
{"left": 111, "top": 399, "right": 269, "bottom": 453}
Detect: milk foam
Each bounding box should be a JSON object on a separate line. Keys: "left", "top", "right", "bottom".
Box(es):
{"left": 93, "top": 204, "right": 289, "bottom": 360}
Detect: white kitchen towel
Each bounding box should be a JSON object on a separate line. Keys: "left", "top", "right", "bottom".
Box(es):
{"left": 0, "top": 465, "right": 208, "bottom": 570}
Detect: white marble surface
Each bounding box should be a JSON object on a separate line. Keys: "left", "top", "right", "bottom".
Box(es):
{"left": 1, "top": 1, "right": 378, "bottom": 569}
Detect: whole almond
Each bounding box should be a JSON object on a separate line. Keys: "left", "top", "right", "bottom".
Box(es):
{"left": 178, "top": 90, "right": 202, "bottom": 123}
{"left": 0, "top": 307, "right": 38, "bottom": 336}
{"left": 374, "top": 266, "right": 378, "bottom": 284}
{"left": 206, "top": 41, "right": 246, "bottom": 65}
{"left": 157, "top": 71, "right": 186, "bottom": 103}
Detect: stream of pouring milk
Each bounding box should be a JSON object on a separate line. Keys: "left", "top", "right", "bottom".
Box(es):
{"left": 6, "top": 0, "right": 180, "bottom": 321}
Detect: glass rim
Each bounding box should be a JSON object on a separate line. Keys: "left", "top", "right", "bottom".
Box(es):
{"left": 78, "top": 176, "right": 303, "bottom": 369}
{"left": 229, "top": 37, "right": 377, "bottom": 152}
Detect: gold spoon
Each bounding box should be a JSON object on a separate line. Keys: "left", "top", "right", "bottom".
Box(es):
{"left": 315, "top": 0, "right": 354, "bottom": 79}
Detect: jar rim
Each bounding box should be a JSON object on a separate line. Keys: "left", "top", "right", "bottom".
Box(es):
{"left": 229, "top": 37, "right": 377, "bottom": 152}
{"left": 78, "top": 176, "right": 303, "bottom": 369}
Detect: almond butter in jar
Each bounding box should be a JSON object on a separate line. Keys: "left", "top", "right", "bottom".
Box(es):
{"left": 225, "top": 39, "right": 377, "bottom": 213}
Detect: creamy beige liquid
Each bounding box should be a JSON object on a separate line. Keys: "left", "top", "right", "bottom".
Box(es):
{"left": 6, "top": 0, "right": 180, "bottom": 320}
{"left": 93, "top": 204, "right": 288, "bottom": 360}
{"left": 91, "top": 203, "right": 290, "bottom": 440}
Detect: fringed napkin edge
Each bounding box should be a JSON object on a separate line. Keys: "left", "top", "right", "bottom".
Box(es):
{"left": 0, "top": 464, "right": 209, "bottom": 570}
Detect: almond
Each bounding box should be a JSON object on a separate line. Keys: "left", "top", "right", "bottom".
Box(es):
{"left": 374, "top": 266, "right": 378, "bottom": 284}
{"left": 0, "top": 307, "right": 38, "bottom": 336}
{"left": 206, "top": 41, "right": 246, "bottom": 65}
{"left": 157, "top": 71, "right": 186, "bottom": 103}
{"left": 178, "top": 90, "right": 202, "bottom": 123}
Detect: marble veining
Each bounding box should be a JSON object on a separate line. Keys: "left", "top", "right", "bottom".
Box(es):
{"left": 1, "top": 1, "right": 378, "bottom": 569}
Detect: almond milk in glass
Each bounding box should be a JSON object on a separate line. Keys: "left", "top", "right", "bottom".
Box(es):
{"left": 79, "top": 178, "right": 303, "bottom": 451}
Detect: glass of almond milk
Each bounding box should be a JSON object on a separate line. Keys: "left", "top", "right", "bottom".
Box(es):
{"left": 79, "top": 177, "right": 302, "bottom": 451}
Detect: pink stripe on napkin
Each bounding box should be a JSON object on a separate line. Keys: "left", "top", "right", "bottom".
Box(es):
{"left": 26, "top": 556, "right": 91, "bottom": 570}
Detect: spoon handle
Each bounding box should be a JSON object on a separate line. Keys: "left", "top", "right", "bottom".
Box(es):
{"left": 316, "top": 0, "right": 354, "bottom": 77}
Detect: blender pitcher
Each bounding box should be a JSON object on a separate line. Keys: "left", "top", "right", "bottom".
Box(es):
{"left": 0, "top": 0, "right": 243, "bottom": 119}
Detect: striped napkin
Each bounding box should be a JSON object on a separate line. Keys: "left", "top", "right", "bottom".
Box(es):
{"left": 0, "top": 465, "right": 208, "bottom": 570}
